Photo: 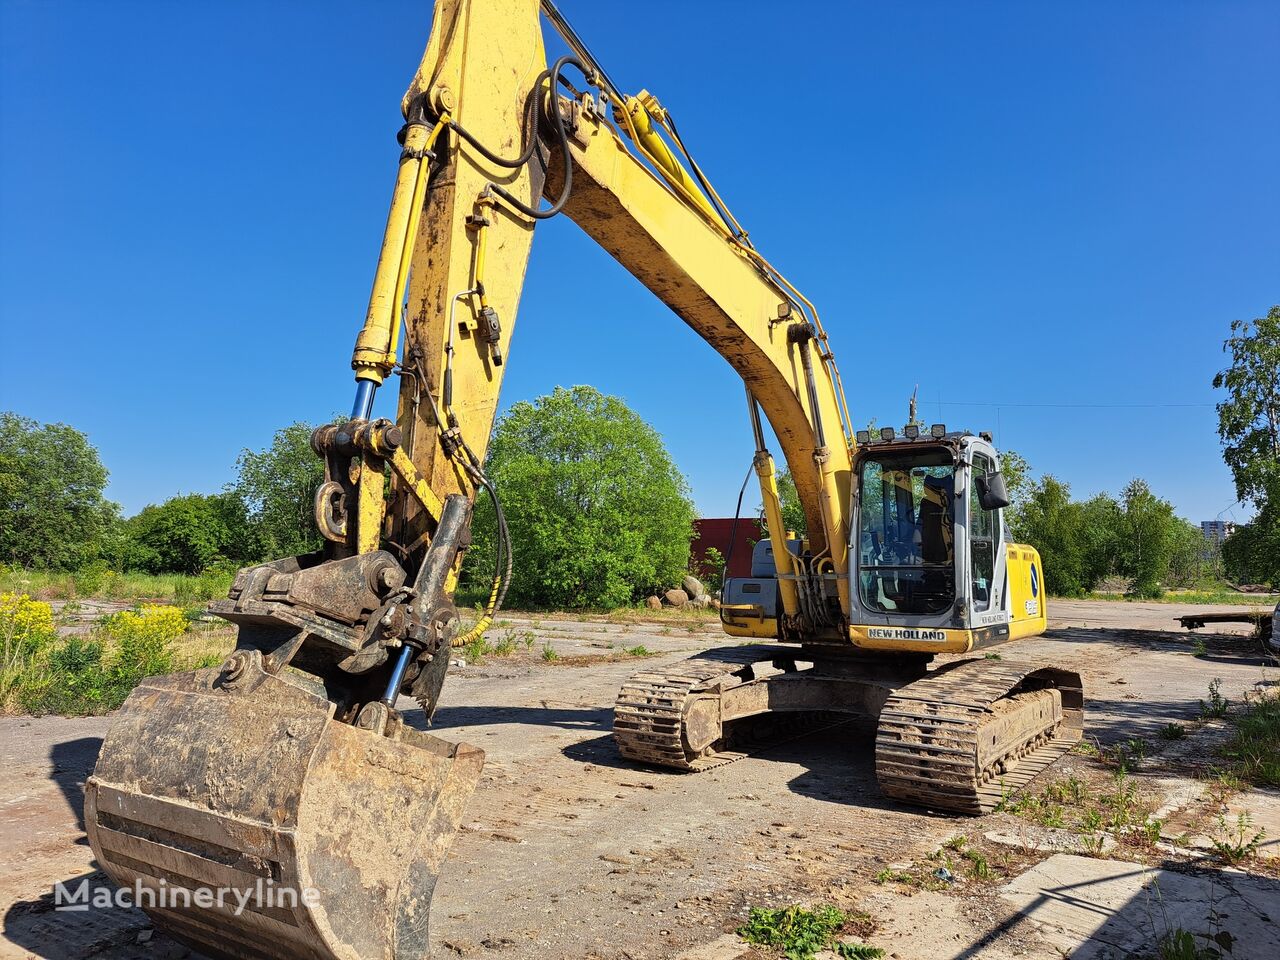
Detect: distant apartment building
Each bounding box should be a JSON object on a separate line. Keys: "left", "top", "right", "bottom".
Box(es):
{"left": 1200, "top": 520, "right": 1236, "bottom": 545}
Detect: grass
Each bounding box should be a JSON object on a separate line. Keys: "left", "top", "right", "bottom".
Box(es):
{"left": 457, "top": 626, "right": 540, "bottom": 664}
{"left": 1083, "top": 588, "right": 1278, "bottom": 606}
{"left": 1218, "top": 684, "right": 1280, "bottom": 788}
{"left": 1071, "top": 736, "right": 1150, "bottom": 773}
{"left": 1151, "top": 875, "right": 1238, "bottom": 959}
{"left": 736, "top": 905, "right": 879, "bottom": 960}
{"left": 2, "top": 594, "right": 227, "bottom": 716}
{"left": 1159, "top": 723, "right": 1188, "bottom": 741}
{"left": 873, "top": 834, "right": 1017, "bottom": 893}
{"left": 997, "top": 770, "right": 1163, "bottom": 852}
{"left": 1156, "top": 928, "right": 1229, "bottom": 960}
{"left": 462, "top": 633, "right": 490, "bottom": 664}
{"left": 624, "top": 645, "right": 654, "bottom": 657}
{"left": 1200, "top": 678, "right": 1230, "bottom": 719}
{"left": 540, "top": 641, "right": 559, "bottom": 662}
{"left": 1208, "top": 812, "right": 1265, "bottom": 864}
{"left": 0, "top": 565, "right": 234, "bottom": 604}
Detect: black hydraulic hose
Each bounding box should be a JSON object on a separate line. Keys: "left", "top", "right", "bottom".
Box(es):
{"left": 447, "top": 69, "right": 552, "bottom": 169}
{"left": 447, "top": 55, "right": 584, "bottom": 221}
{"left": 722, "top": 461, "right": 755, "bottom": 587}
{"left": 663, "top": 112, "right": 748, "bottom": 246}
{"left": 486, "top": 476, "right": 514, "bottom": 611}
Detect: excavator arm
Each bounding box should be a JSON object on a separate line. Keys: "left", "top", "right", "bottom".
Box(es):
{"left": 346, "top": 0, "right": 857, "bottom": 646}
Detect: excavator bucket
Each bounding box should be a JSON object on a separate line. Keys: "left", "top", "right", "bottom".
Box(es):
{"left": 85, "top": 662, "right": 483, "bottom": 960}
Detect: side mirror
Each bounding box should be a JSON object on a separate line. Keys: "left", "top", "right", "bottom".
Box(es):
{"left": 976, "top": 470, "right": 1010, "bottom": 510}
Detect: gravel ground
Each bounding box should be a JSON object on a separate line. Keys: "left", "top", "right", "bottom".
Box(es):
{"left": 2, "top": 599, "right": 1275, "bottom": 960}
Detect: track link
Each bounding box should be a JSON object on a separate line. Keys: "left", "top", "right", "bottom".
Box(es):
{"left": 875, "top": 659, "right": 1083, "bottom": 814}
{"left": 613, "top": 645, "right": 803, "bottom": 771}
{"left": 615, "top": 650, "right": 1083, "bottom": 816}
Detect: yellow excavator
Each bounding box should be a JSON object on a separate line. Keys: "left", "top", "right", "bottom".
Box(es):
{"left": 84, "top": 2, "right": 1083, "bottom": 957}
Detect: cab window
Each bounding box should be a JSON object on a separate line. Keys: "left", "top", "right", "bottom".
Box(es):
{"left": 857, "top": 450, "right": 955, "bottom": 615}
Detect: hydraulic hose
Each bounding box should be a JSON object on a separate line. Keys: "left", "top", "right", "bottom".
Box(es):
{"left": 447, "top": 56, "right": 586, "bottom": 221}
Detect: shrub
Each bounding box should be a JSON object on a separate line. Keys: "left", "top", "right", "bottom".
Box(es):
{"left": 19, "top": 638, "right": 120, "bottom": 715}
{"left": 1, "top": 592, "right": 57, "bottom": 704}
{"left": 73, "top": 560, "right": 113, "bottom": 596}
{"left": 737, "top": 905, "right": 880, "bottom": 960}
{"left": 103, "top": 604, "right": 186, "bottom": 682}
{"left": 15, "top": 603, "right": 189, "bottom": 716}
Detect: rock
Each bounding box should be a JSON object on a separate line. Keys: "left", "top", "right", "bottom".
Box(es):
{"left": 710, "top": 598, "right": 721, "bottom": 611}
{"left": 681, "top": 575, "right": 705, "bottom": 598}
{"left": 645, "top": 595, "right": 662, "bottom": 610}
{"left": 663, "top": 588, "right": 689, "bottom": 607}
{"left": 688, "top": 595, "right": 710, "bottom": 610}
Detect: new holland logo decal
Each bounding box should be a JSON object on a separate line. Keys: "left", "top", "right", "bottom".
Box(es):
{"left": 867, "top": 627, "right": 948, "bottom": 642}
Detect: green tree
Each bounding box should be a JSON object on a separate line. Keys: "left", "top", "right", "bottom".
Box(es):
{"left": 1166, "top": 517, "right": 1214, "bottom": 588}
{"left": 231, "top": 422, "right": 324, "bottom": 559}
{"left": 0, "top": 413, "right": 120, "bottom": 570}
{"left": 1116, "top": 479, "right": 1178, "bottom": 598}
{"left": 773, "top": 468, "right": 808, "bottom": 539}
{"left": 1214, "top": 306, "right": 1280, "bottom": 506}
{"left": 1015, "top": 477, "right": 1120, "bottom": 596}
{"left": 1015, "top": 476, "right": 1083, "bottom": 595}
{"left": 467, "top": 386, "right": 695, "bottom": 609}
{"left": 696, "top": 546, "right": 726, "bottom": 594}
{"left": 1222, "top": 503, "right": 1280, "bottom": 587}
{"left": 124, "top": 493, "right": 250, "bottom": 574}
{"left": 1214, "top": 306, "right": 1280, "bottom": 586}
{"left": 1075, "top": 493, "right": 1124, "bottom": 590}
{"left": 999, "top": 449, "right": 1032, "bottom": 528}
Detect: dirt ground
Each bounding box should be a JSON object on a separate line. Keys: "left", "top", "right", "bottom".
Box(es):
{"left": 2, "top": 600, "right": 1278, "bottom": 959}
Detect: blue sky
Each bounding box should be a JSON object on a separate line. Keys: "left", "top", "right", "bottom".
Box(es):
{"left": 1, "top": 1, "right": 1276, "bottom": 526}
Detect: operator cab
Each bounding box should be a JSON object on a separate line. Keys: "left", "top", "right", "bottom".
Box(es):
{"left": 848, "top": 424, "right": 1026, "bottom": 651}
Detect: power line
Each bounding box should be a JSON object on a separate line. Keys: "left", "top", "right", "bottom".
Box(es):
{"left": 932, "top": 399, "right": 1215, "bottom": 410}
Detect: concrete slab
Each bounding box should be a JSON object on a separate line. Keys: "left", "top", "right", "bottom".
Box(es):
{"left": 985, "top": 827, "right": 1117, "bottom": 855}
{"left": 1224, "top": 791, "right": 1280, "bottom": 861}
{"left": 1161, "top": 789, "right": 1280, "bottom": 863}
{"left": 1000, "top": 853, "right": 1280, "bottom": 959}
{"left": 673, "top": 934, "right": 752, "bottom": 959}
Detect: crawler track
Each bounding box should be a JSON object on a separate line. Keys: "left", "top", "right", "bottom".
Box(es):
{"left": 875, "top": 659, "right": 1084, "bottom": 814}
{"left": 613, "top": 645, "right": 805, "bottom": 771}
{"left": 615, "top": 649, "right": 1083, "bottom": 815}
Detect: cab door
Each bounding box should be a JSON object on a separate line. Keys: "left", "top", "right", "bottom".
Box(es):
{"left": 966, "top": 448, "right": 1008, "bottom": 628}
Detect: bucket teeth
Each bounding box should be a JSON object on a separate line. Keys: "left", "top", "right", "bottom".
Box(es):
{"left": 85, "top": 666, "right": 483, "bottom": 960}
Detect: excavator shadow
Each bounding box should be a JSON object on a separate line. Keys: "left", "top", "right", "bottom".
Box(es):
{"left": 568, "top": 712, "right": 946, "bottom": 815}
{"left": 562, "top": 732, "right": 672, "bottom": 771}
{"left": 405, "top": 703, "right": 614, "bottom": 732}
{"left": 49, "top": 736, "right": 102, "bottom": 839}
{"left": 1046, "top": 626, "right": 1263, "bottom": 662}
{"left": 768, "top": 716, "right": 950, "bottom": 816}
{"left": 2, "top": 868, "right": 156, "bottom": 960}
